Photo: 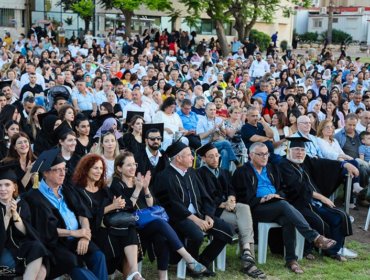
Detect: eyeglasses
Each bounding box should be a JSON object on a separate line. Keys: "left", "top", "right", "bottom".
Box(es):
{"left": 50, "top": 167, "right": 68, "bottom": 173}
{"left": 147, "top": 137, "right": 162, "bottom": 141}
{"left": 253, "top": 152, "right": 270, "bottom": 158}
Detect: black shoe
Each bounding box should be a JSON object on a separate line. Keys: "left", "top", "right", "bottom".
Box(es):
{"left": 202, "top": 268, "right": 216, "bottom": 277}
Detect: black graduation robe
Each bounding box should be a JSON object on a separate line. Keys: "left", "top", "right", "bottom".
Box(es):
{"left": 135, "top": 148, "right": 168, "bottom": 181}
{"left": 0, "top": 200, "right": 49, "bottom": 276}
{"left": 196, "top": 166, "right": 235, "bottom": 217}
{"left": 279, "top": 157, "right": 352, "bottom": 236}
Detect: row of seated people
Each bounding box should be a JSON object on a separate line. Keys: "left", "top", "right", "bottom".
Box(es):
{"left": 0, "top": 125, "right": 358, "bottom": 279}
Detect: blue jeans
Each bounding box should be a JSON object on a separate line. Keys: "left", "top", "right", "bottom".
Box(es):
{"left": 213, "top": 140, "right": 237, "bottom": 170}
{"left": 70, "top": 250, "right": 108, "bottom": 280}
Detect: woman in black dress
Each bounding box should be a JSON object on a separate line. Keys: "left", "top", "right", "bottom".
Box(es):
{"left": 73, "top": 154, "right": 144, "bottom": 280}
{"left": 0, "top": 120, "right": 21, "bottom": 161}
{"left": 1, "top": 132, "right": 36, "bottom": 194}
{"left": 111, "top": 151, "right": 206, "bottom": 280}
{"left": 74, "top": 116, "right": 93, "bottom": 157}
{"left": 0, "top": 162, "right": 48, "bottom": 279}
{"left": 119, "top": 115, "right": 145, "bottom": 153}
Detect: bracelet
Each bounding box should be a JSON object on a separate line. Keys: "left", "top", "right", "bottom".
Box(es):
{"left": 13, "top": 215, "right": 21, "bottom": 223}
{"left": 131, "top": 194, "right": 139, "bottom": 200}
{"left": 145, "top": 193, "right": 152, "bottom": 198}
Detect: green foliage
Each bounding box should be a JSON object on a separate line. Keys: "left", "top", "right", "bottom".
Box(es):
{"left": 249, "top": 29, "right": 271, "bottom": 51}
{"left": 321, "top": 29, "right": 352, "bottom": 44}
{"left": 280, "top": 40, "right": 288, "bottom": 51}
{"left": 100, "top": 0, "right": 171, "bottom": 13}
{"left": 299, "top": 32, "right": 319, "bottom": 43}
{"left": 71, "top": 0, "right": 94, "bottom": 20}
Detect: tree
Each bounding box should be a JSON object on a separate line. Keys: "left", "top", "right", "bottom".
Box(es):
{"left": 100, "top": 0, "right": 172, "bottom": 37}
{"left": 70, "top": 0, "right": 94, "bottom": 33}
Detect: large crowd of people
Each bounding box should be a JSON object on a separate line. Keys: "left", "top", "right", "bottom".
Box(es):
{"left": 0, "top": 25, "right": 370, "bottom": 279}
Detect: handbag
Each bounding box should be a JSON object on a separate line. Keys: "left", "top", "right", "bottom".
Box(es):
{"left": 134, "top": 205, "right": 169, "bottom": 229}
{"left": 103, "top": 210, "right": 137, "bottom": 229}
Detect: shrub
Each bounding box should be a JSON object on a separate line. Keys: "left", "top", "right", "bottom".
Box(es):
{"left": 299, "top": 32, "right": 319, "bottom": 43}
{"left": 321, "top": 29, "right": 352, "bottom": 44}
{"left": 249, "top": 29, "right": 271, "bottom": 51}
{"left": 280, "top": 40, "right": 288, "bottom": 51}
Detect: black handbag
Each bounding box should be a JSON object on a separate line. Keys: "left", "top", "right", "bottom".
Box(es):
{"left": 103, "top": 210, "right": 137, "bottom": 229}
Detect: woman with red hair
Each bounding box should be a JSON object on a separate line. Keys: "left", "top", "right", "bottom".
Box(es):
{"left": 73, "top": 154, "right": 144, "bottom": 280}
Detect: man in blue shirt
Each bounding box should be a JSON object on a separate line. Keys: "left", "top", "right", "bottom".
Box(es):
{"left": 178, "top": 99, "right": 201, "bottom": 149}
{"left": 25, "top": 149, "right": 108, "bottom": 280}
{"left": 232, "top": 142, "right": 337, "bottom": 274}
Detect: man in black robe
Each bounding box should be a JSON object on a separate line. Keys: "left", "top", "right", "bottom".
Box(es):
{"left": 153, "top": 142, "right": 233, "bottom": 277}
{"left": 24, "top": 149, "right": 108, "bottom": 279}
{"left": 232, "top": 142, "right": 337, "bottom": 274}
{"left": 196, "top": 143, "right": 266, "bottom": 279}
{"left": 279, "top": 137, "right": 358, "bottom": 261}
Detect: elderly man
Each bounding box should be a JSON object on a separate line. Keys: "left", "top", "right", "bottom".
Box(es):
{"left": 349, "top": 92, "right": 365, "bottom": 113}
{"left": 232, "top": 142, "right": 337, "bottom": 274}
{"left": 122, "top": 86, "right": 154, "bottom": 123}
{"left": 356, "top": 110, "right": 370, "bottom": 133}
{"left": 153, "top": 142, "right": 233, "bottom": 277}
{"left": 292, "top": 115, "right": 323, "bottom": 158}
{"left": 24, "top": 149, "right": 108, "bottom": 279}
{"left": 196, "top": 143, "right": 266, "bottom": 278}
{"left": 279, "top": 137, "right": 358, "bottom": 261}
{"left": 197, "top": 102, "right": 238, "bottom": 170}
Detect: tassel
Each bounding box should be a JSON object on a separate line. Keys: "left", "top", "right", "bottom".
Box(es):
{"left": 32, "top": 173, "right": 39, "bottom": 189}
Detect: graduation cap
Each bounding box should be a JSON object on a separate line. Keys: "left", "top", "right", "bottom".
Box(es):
{"left": 142, "top": 123, "right": 164, "bottom": 143}
{"left": 0, "top": 80, "right": 12, "bottom": 91}
{"left": 37, "top": 111, "right": 58, "bottom": 128}
{"left": 97, "top": 112, "right": 117, "bottom": 123}
{"left": 166, "top": 140, "right": 188, "bottom": 158}
{"left": 286, "top": 136, "right": 311, "bottom": 149}
{"left": 197, "top": 143, "right": 217, "bottom": 157}
{"left": 0, "top": 161, "right": 18, "bottom": 182}
{"left": 54, "top": 121, "right": 73, "bottom": 140}
{"left": 126, "top": 111, "right": 144, "bottom": 124}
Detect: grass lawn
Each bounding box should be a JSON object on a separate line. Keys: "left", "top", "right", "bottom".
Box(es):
{"left": 140, "top": 240, "right": 370, "bottom": 279}
{"left": 360, "top": 57, "right": 370, "bottom": 64}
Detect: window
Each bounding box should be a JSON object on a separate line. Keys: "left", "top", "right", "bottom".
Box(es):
{"left": 200, "top": 20, "right": 232, "bottom": 35}
{"left": 313, "top": 19, "right": 322, "bottom": 28}
{"left": 333, "top": 18, "right": 338, "bottom": 23}
{"left": 0, "top": 9, "right": 15, "bottom": 27}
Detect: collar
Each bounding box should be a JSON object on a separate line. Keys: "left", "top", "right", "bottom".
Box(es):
{"left": 146, "top": 146, "right": 161, "bottom": 159}
{"left": 170, "top": 163, "right": 187, "bottom": 176}
{"left": 205, "top": 164, "right": 219, "bottom": 176}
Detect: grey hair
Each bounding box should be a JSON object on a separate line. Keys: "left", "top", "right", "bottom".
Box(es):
{"left": 205, "top": 102, "right": 216, "bottom": 110}
{"left": 247, "top": 106, "right": 259, "bottom": 114}
{"left": 249, "top": 142, "right": 267, "bottom": 154}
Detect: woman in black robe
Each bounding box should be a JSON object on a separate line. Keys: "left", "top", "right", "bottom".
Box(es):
{"left": 33, "top": 113, "right": 61, "bottom": 156}
{"left": 0, "top": 162, "right": 48, "bottom": 279}
{"left": 119, "top": 115, "right": 145, "bottom": 154}
{"left": 74, "top": 116, "right": 93, "bottom": 157}
{"left": 72, "top": 153, "right": 143, "bottom": 279}
{"left": 1, "top": 132, "right": 36, "bottom": 194}
{"left": 279, "top": 149, "right": 353, "bottom": 261}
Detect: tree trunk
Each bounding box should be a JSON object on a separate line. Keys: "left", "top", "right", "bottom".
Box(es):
{"left": 215, "top": 19, "right": 229, "bottom": 57}
{"left": 84, "top": 19, "right": 90, "bottom": 33}
{"left": 123, "top": 10, "right": 133, "bottom": 38}
{"left": 244, "top": 1, "right": 258, "bottom": 40}
{"left": 234, "top": 16, "right": 245, "bottom": 41}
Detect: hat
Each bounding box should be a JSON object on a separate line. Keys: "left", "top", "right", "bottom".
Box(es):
{"left": 166, "top": 141, "right": 188, "bottom": 158}
{"left": 48, "top": 86, "right": 71, "bottom": 102}
{"left": 96, "top": 112, "right": 117, "bottom": 124}
{"left": 142, "top": 123, "right": 164, "bottom": 142}
{"left": 54, "top": 121, "right": 73, "bottom": 140}
{"left": 126, "top": 111, "right": 144, "bottom": 124}
{"left": 132, "top": 84, "right": 141, "bottom": 90}
{"left": 0, "top": 161, "right": 18, "bottom": 181}
{"left": 31, "top": 148, "right": 65, "bottom": 173}
{"left": 0, "top": 80, "right": 12, "bottom": 91}
{"left": 37, "top": 111, "right": 58, "bottom": 128}
{"left": 286, "top": 136, "right": 311, "bottom": 149}
{"left": 197, "top": 143, "right": 217, "bottom": 157}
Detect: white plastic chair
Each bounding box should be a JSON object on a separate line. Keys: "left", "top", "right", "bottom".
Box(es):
{"left": 364, "top": 206, "right": 370, "bottom": 231}
{"left": 257, "top": 222, "right": 304, "bottom": 264}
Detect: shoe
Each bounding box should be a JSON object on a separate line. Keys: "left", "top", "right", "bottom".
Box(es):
{"left": 186, "top": 261, "right": 206, "bottom": 277}
{"left": 330, "top": 254, "right": 347, "bottom": 262}
{"left": 353, "top": 182, "right": 363, "bottom": 194}
{"left": 202, "top": 268, "right": 216, "bottom": 277}
{"left": 242, "top": 263, "right": 267, "bottom": 279}
{"left": 338, "top": 247, "right": 358, "bottom": 259}
{"left": 350, "top": 216, "right": 355, "bottom": 223}
{"left": 313, "top": 235, "right": 337, "bottom": 250}
{"left": 357, "top": 199, "right": 370, "bottom": 207}
{"left": 285, "top": 260, "right": 304, "bottom": 274}
{"left": 349, "top": 203, "right": 359, "bottom": 210}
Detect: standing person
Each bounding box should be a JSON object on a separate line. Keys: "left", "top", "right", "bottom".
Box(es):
{"left": 73, "top": 154, "right": 144, "bottom": 280}
{"left": 24, "top": 148, "right": 108, "bottom": 279}
{"left": 111, "top": 151, "right": 206, "bottom": 279}
{"left": 196, "top": 143, "right": 266, "bottom": 279}
{"left": 0, "top": 162, "right": 48, "bottom": 280}
{"left": 57, "top": 23, "right": 66, "bottom": 47}
{"left": 153, "top": 142, "right": 234, "bottom": 277}
{"left": 271, "top": 32, "right": 278, "bottom": 48}
{"left": 279, "top": 137, "right": 358, "bottom": 261}
{"left": 232, "top": 142, "right": 337, "bottom": 274}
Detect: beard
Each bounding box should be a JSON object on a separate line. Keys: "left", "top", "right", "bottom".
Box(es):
{"left": 148, "top": 143, "right": 160, "bottom": 151}
{"left": 287, "top": 152, "right": 305, "bottom": 164}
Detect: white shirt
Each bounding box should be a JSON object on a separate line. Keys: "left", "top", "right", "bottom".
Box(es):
{"left": 122, "top": 101, "right": 155, "bottom": 124}
{"left": 316, "top": 138, "right": 345, "bottom": 160}
{"left": 145, "top": 147, "right": 162, "bottom": 166}
{"left": 249, "top": 59, "right": 269, "bottom": 78}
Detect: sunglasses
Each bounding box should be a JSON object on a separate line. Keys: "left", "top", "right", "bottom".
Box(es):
{"left": 147, "top": 137, "right": 162, "bottom": 141}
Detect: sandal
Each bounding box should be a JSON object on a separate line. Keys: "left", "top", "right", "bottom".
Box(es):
{"left": 126, "top": 271, "right": 145, "bottom": 280}
{"left": 241, "top": 248, "right": 255, "bottom": 263}
{"left": 285, "top": 260, "right": 304, "bottom": 274}
{"left": 186, "top": 261, "right": 207, "bottom": 276}
{"left": 313, "top": 235, "right": 337, "bottom": 250}
{"left": 242, "top": 263, "right": 267, "bottom": 279}
{"left": 330, "top": 254, "right": 347, "bottom": 262}
{"left": 304, "top": 253, "right": 316, "bottom": 260}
